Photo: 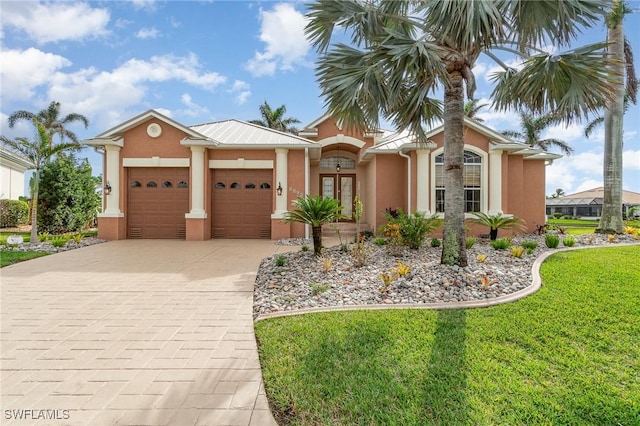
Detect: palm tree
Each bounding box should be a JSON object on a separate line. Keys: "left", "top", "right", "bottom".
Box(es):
{"left": 551, "top": 188, "right": 566, "bottom": 199}
{"left": 8, "top": 101, "right": 89, "bottom": 143}
{"left": 597, "top": 0, "right": 637, "bottom": 234}
{"left": 464, "top": 99, "right": 488, "bottom": 122}
{"left": 248, "top": 101, "right": 301, "bottom": 134}
{"left": 282, "top": 195, "right": 344, "bottom": 255}
{"left": 1, "top": 119, "right": 82, "bottom": 242}
{"left": 306, "top": 0, "right": 615, "bottom": 266}
{"left": 502, "top": 111, "right": 574, "bottom": 156}
{"left": 470, "top": 212, "right": 525, "bottom": 241}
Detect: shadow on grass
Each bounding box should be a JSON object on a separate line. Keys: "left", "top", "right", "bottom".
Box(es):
{"left": 422, "top": 309, "right": 469, "bottom": 425}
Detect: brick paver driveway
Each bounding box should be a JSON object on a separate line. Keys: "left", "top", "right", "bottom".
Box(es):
{"left": 1, "top": 240, "right": 282, "bottom": 426}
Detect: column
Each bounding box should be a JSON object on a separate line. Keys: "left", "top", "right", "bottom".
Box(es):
{"left": 415, "top": 148, "right": 430, "bottom": 214}
{"left": 489, "top": 150, "right": 503, "bottom": 214}
{"left": 273, "top": 148, "right": 289, "bottom": 216}
{"left": 103, "top": 145, "right": 122, "bottom": 216}
{"left": 186, "top": 146, "right": 206, "bottom": 218}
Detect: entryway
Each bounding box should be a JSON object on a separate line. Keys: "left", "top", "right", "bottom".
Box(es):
{"left": 320, "top": 174, "right": 355, "bottom": 220}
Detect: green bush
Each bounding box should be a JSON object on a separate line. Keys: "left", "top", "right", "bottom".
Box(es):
{"left": 374, "top": 237, "right": 387, "bottom": 246}
{"left": 275, "top": 254, "right": 287, "bottom": 267}
{"left": 50, "top": 235, "right": 68, "bottom": 248}
{"left": 563, "top": 236, "right": 576, "bottom": 247}
{"left": 521, "top": 240, "right": 538, "bottom": 250}
{"left": 0, "top": 199, "right": 29, "bottom": 228}
{"left": 430, "top": 238, "right": 441, "bottom": 248}
{"left": 466, "top": 236, "right": 476, "bottom": 249}
{"left": 385, "top": 209, "right": 442, "bottom": 249}
{"left": 553, "top": 212, "right": 563, "bottom": 219}
{"left": 491, "top": 238, "right": 510, "bottom": 250}
{"left": 545, "top": 234, "right": 560, "bottom": 248}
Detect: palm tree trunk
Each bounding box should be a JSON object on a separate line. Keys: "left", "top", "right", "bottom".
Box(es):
{"left": 30, "top": 169, "right": 40, "bottom": 243}
{"left": 312, "top": 226, "right": 322, "bottom": 256}
{"left": 441, "top": 70, "right": 468, "bottom": 267}
{"left": 598, "top": 0, "right": 625, "bottom": 234}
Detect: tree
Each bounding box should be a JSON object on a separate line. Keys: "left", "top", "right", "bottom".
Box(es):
{"left": 8, "top": 101, "right": 89, "bottom": 143}
{"left": 597, "top": 0, "right": 637, "bottom": 234}
{"left": 306, "top": 0, "right": 616, "bottom": 266}
{"left": 502, "top": 111, "right": 574, "bottom": 156}
{"left": 464, "top": 99, "right": 488, "bottom": 122}
{"left": 550, "top": 188, "right": 566, "bottom": 199}
{"left": 282, "top": 195, "right": 344, "bottom": 255}
{"left": 0, "top": 119, "right": 82, "bottom": 242}
{"left": 37, "top": 154, "right": 101, "bottom": 234}
{"left": 248, "top": 101, "right": 301, "bottom": 134}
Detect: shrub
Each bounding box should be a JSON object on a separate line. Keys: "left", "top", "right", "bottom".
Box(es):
{"left": 491, "top": 238, "right": 510, "bottom": 250}
{"left": 470, "top": 212, "right": 524, "bottom": 240}
{"left": 430, "top": 238, "right": 441, "bottom": 248}
{"left": 373, "top": 237, "right": 386, "bottom": 246}
{"left": 0, "top": 199, "right": 29, "bottom": 228}
{"left": 562, "top": 236, "right": 576, "bottom": 247}
{"left": 379, "top": 272, "right": 394, "bottom": 293}
{"left": 392, "top": 261, "right": 411, "bottom": 277}
{"left": 553, "top": 212, "right": 563, "bottom": 219}
{"left": 275, "top": 254, "right": 287, "bottom": 267}
{"left": 521, "top": 240, "right": 538, "bottom": 250}
{"left": 319, "top": 257, "right": 332, "bottom": 273}
{"left": 38, "top": 231, "right": 51, "bottom": 242}
{"left": 351, "top": 238, "right": 369, "bottom": 267}
{"left": 50, "top": 235, "right": 68, "bottom": 248}
{"left": 301, "top": 245, "right": 310, "bottom": 252}
{"left": 477, "top": 253, "right": 487, "bottom": 262}
{"left": 310, "top": 283, "right": 329, "bottom": 296}
{"left": 526, "top": 248, "right": 535, "bottom": 255}
{"left": 385, "top": 209, "right": 442, "bottom": 249}
{"left": 70, "top": 233, "right": 84, "bottom": 243}
{"left": 545, "top": 234, "right": 560, "bottom": 248}
{"left": 510, "top": 246, "right": 525, "bottom": 258}
{"left": 466, "top": 236, "right": 476, "bottom": 249}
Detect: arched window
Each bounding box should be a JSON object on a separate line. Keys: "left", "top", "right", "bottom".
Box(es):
{"left": 435, "top": 151, "right": 482, "bottom": 213}
{"left": 215, "top": 182, "right": 225, "bottom": 189}
{"left": 162, "top": 181, "right": 173, "bottom": 188}
{"left": 320, "top": 156, "right": 355, "bottom": 170}
{"left": 177, "top": 181, "right": 188, "bottom": 188}
{"left": 130, "top": 180, "right": 142, "bottom": 188}
{"left": 230, "top": 182, "right": 240, "bottom": 189}
{"left": 245, "top": 182, "right": 256, "bottom": 189}
{"left": 146, "top": 181, "right": 157, "bottom": 188}
{"left": 260, "top": 182, "right": 271, "bottom": 189}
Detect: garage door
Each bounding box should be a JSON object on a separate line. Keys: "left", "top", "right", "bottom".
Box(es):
{"left": 127, "top": 168, "right": 189, "bottom": 239}
{"left": 212, "top": 169, "right": 272, "bottom": 238}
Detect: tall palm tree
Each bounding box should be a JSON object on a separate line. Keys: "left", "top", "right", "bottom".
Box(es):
{"left": 502, "top": 111, "right": 574, "bottom": 156}
{"left": 464, "top": 99, "right": 488, "bottom": 122}
{"left": 306, "top": 0, "right": 616, "bottom": 266}
{"left": 1, "top": 120, "right": 82, "bottom": 242}
{"left": 597, "top": 0, "right": 637, "bottom": 234}
{"left": 8, "top": 101, "right": 89, "bottom": 143}
{"left": 248, "top": 101, "right": 301, "bottom": 134}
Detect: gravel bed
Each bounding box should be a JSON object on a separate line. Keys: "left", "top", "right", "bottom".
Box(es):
{"left": 1, "top": 237, "right": 106, "bottom": 253}
{"left": 254, "top": 233, "right": 636, "bottom": 318}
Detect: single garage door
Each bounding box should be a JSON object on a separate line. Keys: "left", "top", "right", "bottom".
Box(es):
{"left": 212, "top": 169, "right": 272, "bottom": 238}
{"left": 127, "top": 168, "right": 189, "bottom": 239}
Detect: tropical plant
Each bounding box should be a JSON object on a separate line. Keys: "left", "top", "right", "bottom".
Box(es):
{"left": 282, "top": 195, "right": 344, "bottom": 255}
{"left": 8, "top": 101, "right": 89, "bottom": 144}
{"left": 502, "top": 111, "right": 574, "bottom": 156}
{"left": 545, "top": 234, "right": 561, "bottom": 249}
{"left": 275, "top": 254, "right": 287, "bottom": 267}
{"left": 306, "top": 0, "right": 615, "bottom": 267}
{"left": 563, "top": 236, "right": 576, "bottom": 247}
{"left": 510, "top": 246, "right": 525, "bottom": 258}
{"left": 491, "top": 238, "right": 511, "bottom": 250}
{"left": 385, "top": 209, "right": 442, "bottom": 249}
{"left": 248, "top": 101, "right": 301, "bottom": 134}
{"left": 464, "top": 99, "right": 488, "bottom": 122}
{"left": 597, "top": 0, "right": 637, "bottom": 235}
{"left": 465, "top": 236, "right": 476, "bottom": 249}
{"left": 1, "top": 120, "right": 82, "bottom": 242}
{"left": 550, "top": 188, "right": 566, "bottom": 199}
{"left": 521, "top": 240, "right": 538, "bottom": 250}
{"left": 0, "top": 199, "right": 29, "bottom": 228}
{"left": 470, "top": 212, "right": 524, "bottom": 241}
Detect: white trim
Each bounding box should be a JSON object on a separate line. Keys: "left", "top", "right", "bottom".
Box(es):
{"left": 98, "top": 212, "right": 124, "bottom": 218}
{"left": 317, "top": 135, "right": 365, "bottom": 149}
{"left": 189, "top": 146, "right": 206, "bottom": 216}
{"left": 123, "top": 157, "right": 190, "bottom": 167}
{"left": 489, "top": 150, "right": 503, "bottom": 214}
{"left": 208, "top": 159, "right": 273, "bottom": 169}
{"left": 185, "top": 212, "right": 207, "bottom": 219}
{"left": 274, "top": 149, "right": 288, "bottom": 215}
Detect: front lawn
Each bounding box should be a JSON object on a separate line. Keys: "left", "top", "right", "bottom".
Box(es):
{"left": 0, "top": 250, "right": 49, "bottom": 268}
{"left": 255, "top": 246, "right": 640, "bottom": 425}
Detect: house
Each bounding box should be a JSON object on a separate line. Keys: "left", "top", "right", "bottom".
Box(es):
{"left": 546, "top": 187, "right": 640, "bottom": 219}
{"left": 0, "top": 147, "right": 33, "bottom": 200}
{"left": 84, "top": 110, "right": 560, "bottom": 240}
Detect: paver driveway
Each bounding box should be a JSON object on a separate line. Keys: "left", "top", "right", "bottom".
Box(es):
{"left": 1, "top": 240, "right": 284, "bottom": 426}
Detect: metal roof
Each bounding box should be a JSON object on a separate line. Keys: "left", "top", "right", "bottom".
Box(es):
{"left": 547, "top": 187, "right": 640, "bottom": 205}
{"left": 191, "top": 119, "right": 319, "bottom": 147}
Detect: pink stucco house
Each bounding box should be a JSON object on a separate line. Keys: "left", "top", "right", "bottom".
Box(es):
{"left": 85, "top": 110, "right": 559, "bottom": 240}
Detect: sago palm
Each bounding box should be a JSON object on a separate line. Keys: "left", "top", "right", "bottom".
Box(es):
{"left": 470, "top": 212, "right": 525, "bottom": 241}
{"left": 282, "top": 195, "right": 344, "bottom": 255}
{"left": 306, "top": 0, "right": 617, "bottom": 266}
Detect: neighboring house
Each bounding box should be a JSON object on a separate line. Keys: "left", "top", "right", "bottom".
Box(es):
{"left": 546, "top": 187, "right": 640, "bottom": 219}
{"left": 0, "top": 147, "right": 33, "bottom": 200}
{"left": 84, "top": 110, "right": 560, "bottom": 240}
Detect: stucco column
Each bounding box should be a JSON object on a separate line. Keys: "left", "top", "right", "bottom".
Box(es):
{"left": 489, "top": 150, "right": 503, "bottom": 214}
{"left": 103, "top": 145, "right": 122, "bottom": 216}
{"left": 416, "top": 148, "right": 430, "bottom": 214}
{"left": 186, "top": 146, "right": 206, "bottom": 218}
{"left": 273, "top": 148, "right": 289, "bottom": 217}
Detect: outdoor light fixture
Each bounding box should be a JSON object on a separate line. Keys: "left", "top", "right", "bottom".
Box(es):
{"left": 336, "top": 144, "right": 341, "bottom": 173}
{"left": 276, "top": 182, "right": 283, "bottom": 196}
{"left": 104, "top": 181, "right": 112, "bottom": 195}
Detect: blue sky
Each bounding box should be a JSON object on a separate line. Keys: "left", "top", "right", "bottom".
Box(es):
{"left": 1, "top": 0, "right": 639, "bottom": 196}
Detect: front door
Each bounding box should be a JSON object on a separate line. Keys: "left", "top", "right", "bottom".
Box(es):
{"left": 320, "top": 174, "right": 355, "bottom": 220}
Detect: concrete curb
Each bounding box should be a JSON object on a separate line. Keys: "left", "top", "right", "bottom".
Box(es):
{"left": 254, "top": 242, "right": 640, "bottom": 322}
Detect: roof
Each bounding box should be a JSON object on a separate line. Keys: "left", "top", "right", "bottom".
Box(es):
{"left": 546, "top": 187, "right": 640, "bottom": 205}
{"left": 191, "top": 119, "right": 319, "bottom": 148}
{"left": 95, "top": 109, "right": 208, "bottom": 140}
{"left": 0, "top": 147, "right": 33, "bottom": 170}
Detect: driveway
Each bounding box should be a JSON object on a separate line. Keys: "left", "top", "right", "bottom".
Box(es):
{"left": 1, "top": 240, "right": 285, "bottom": 426}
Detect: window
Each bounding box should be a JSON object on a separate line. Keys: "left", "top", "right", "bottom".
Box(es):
{"left": 230, "top": 182, "right": 240, "bottom": 189}
{"left": 215, "top": 182, "right": 225, "bottom": 189}
{"left": 177, "top": 181, "right": 188, "bottom": 188}
{"left": 320, "top": 156, "right": 355, "bottom": 170}
{"left": 435, "top": 151, "right": 482, "bottom": 213}
{"left": 130, "top": 180, "right": 141, "bottom": 188}
{"left": 162, "top": 181, "right": 172, "bottom": 188}
{"left": 260, "top": 182, "right": 271, "bottom": 189}
{"left": 146, "top": 181, "right": 157, "bottom": 188}
{"left": 245, "top": 182, "right": 256, "bottom": 189}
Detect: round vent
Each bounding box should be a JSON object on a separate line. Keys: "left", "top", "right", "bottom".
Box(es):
{"left": 147, "top": 123, "right": 162, "bottom": 138}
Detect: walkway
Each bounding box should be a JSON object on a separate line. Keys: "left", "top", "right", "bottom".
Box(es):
{"left": 1, "top": 240, "right": 285, "bottom": 425}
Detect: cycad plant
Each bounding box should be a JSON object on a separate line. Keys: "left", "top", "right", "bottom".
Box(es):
{"left": 282, "top": 195, "right": 344, "bottom": 255}
{"left": 470, "top": 212, "right": 524, "bottom": 241}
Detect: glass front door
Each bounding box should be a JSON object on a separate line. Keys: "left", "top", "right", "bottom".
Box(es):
{"left": 321, "top": 174, "right": 355, "bottom": 220}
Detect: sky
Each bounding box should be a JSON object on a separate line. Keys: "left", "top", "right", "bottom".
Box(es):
{"left": 1, "top": 0, "right": 639, "bottom": 197}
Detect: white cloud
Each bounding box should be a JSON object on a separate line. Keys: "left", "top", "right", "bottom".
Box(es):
{"left": 228, "top": 80, "right": 251, "bottom": 105}
{"left": 131, "top": 0, "right": 157, "bottom": 11}
{"left": 136, "top": 27, "right": 160, "bottom": 39}
{"left": 574, "top": 179, "right": 603, "bottom": 193}
{"left": 1, "top": 2, "right": 110, "bottom": 44}
{"left": 245, "top": 3, "right": 310, "bottom": 77}
{"left": 544, "top": 122, "right": 584, "bottom": 142}
{"left": 0, "top": 48, "right": 72, "bottom": 101}
{"left": 178, "top": 93, "right": 209, "bottom": 117}
{"left": 235, "top": 91, "right": 252, "bottom": 105}
{"left": 624, "top": 149, "right": 640, "bottom": 170}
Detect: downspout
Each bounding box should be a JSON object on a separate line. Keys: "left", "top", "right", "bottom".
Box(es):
{"left": 398, "top": 149, "right": 411, "bottom": 212}
{"left": 304, "top": 147, "right": 310, "bottom": 239}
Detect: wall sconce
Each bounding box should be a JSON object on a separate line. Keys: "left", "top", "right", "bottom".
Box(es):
{"left": 104, "top": 181, "right": 112, "bottom": 195}
{"left": 336, "top": 144, "right": 341, "bottom": 173}
{"left": 276, "top": 182, "right": 283, "bottom": 196}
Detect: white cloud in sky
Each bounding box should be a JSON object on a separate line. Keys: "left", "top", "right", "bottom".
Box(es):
{"left": 1, "top": 2, "right": 110, "bottom": 44}
{"left": 544, "top": 122, "right": 585, "bottom": 143}
{"left": 574, "top": 179, "right": 603, "bottom": 193}
{"left": 178, "top": 93, "right": 210, "bottom": 117}
{"left": 136, "top": 27, "right": 160, "bottom": 39}
{"left": 131, "top": 0, "right": 157, "bottom": 12}
{"left": 245, "top": 3, "right": 310, "bottom": 77}
{"left": 229, "top": 80, "right": 251, "bottom": 105}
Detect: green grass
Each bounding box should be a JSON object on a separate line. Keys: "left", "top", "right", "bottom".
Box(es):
{"left": 255, "top": 246, "right": 640, "bottom": 425}
{"left": 0, "top": 250, "right": 49, "bottom": 268}
{"left": 547, "top": 218, "right": 599, "bottom": 226}
{"left": 0, "top": 231, "right": 31, "bottom": 244}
